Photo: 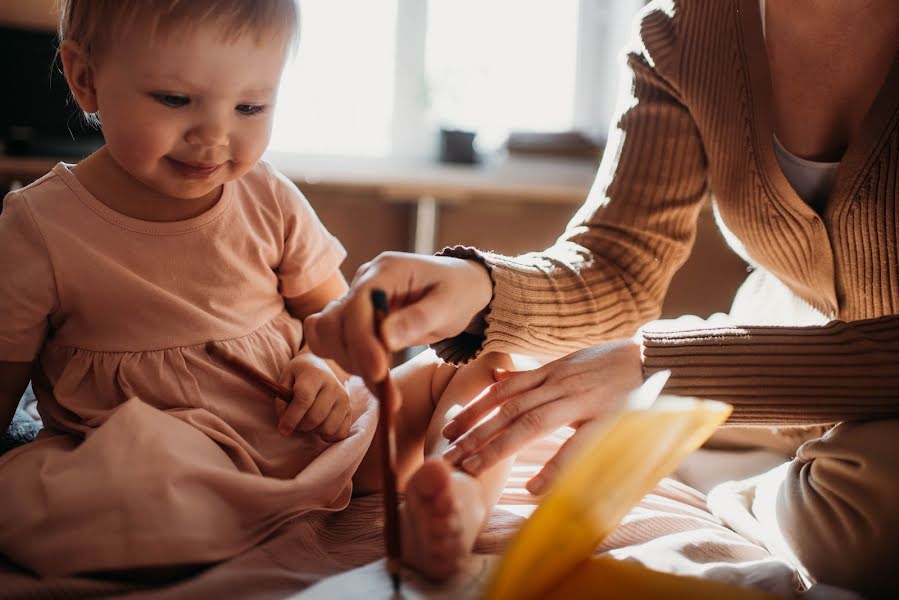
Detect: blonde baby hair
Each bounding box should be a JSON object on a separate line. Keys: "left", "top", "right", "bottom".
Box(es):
{"left": 56, "top": 0, "right": 298, "bottom": 127}
{"left": 57, "top": 0, "right": 300, "bottom": 61}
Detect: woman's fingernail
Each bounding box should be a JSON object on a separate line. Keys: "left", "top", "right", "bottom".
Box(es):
{"left": 461, "top": 454, "right": 481, "bottom": 473}
{"left": 493, "top": 368, "right": 508, "bottom": 381}
{"left": 442, "top": 420, "right": 458, "bottom": 439}
{"left": 528, "top": 474, "right": 546, "bottom": 495}
{"left": 443, "top": 444, "right": 463, "bottom": 464}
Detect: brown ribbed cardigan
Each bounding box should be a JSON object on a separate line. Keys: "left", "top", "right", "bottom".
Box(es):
{"left": 435, "top": 0, "right": 899, "bottom": 426}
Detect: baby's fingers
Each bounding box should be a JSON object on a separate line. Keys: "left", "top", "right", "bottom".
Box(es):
{"left": 275, "top": 398, "right": 288, "bottom": 419}
{"left": 296, "top": 389, "right": 335, "bottom": 433}
{"left": 317, "top": 398, "right": 351, "bottom": 442}
{"left": 278, "top": 390, "right": 316, "bottom": 436}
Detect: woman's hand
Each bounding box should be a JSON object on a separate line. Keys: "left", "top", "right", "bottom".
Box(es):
{"left": 441, "top": 339, "right": 644, "bottom": 494}
{"left": 276, "top": 353, "right": 351, "bottom": 443}
{"left": 304, "top": 252, "right": 493, "bottom": 383}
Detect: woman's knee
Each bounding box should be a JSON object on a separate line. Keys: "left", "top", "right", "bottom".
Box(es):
{"left": 776, "top": 420, "right": 899, "bottom": 597}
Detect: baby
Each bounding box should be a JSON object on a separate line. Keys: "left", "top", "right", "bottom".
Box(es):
{"left": 0, "top": 0, "right": 512, "bottom": 582}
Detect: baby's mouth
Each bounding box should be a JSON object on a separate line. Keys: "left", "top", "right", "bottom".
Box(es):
{"left": 167, "top": 157, "right": 224, "bottom": 179}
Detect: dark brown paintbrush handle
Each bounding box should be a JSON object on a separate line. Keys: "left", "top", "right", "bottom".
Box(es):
{"left": 206, "top": 343, "right": 293, "bottom": 402}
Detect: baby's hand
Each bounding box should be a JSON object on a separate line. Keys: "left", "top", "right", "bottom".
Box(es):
{"left": 276, "top": 353, "right": 351, "bottom": 443}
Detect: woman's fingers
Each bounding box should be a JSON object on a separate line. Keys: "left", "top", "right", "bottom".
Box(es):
{"left": 442, "top": 367, "right": 546, "bottom": 440}
{"left": 306, "top": 291, "right": 387, "bottom": 382}
{"left": 341, "top": 288, "right": 388, "bottom": 381}
{"left": 526, "top": 418, "right": 609, "bottom": 495}
{"left": 307, "top": 253, "right": 493, "bottom": 380}
{"left": 453, "top": 400, "right": 579, "bottom": 477}
{"left": 442, "top": 381, "right": 557, "bottom": 463}
{"left": 493, "top": 367, "right": 515, "bottom": 381}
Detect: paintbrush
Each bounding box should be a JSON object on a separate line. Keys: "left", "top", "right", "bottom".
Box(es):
{"left": 205, "top": 342, "right": 293, "bottom": 402}
{"left": 370, "top": 288, "right": 403, "bottom": 595}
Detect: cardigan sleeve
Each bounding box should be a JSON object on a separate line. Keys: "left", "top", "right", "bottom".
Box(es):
{"left": 642, "top": 315, "right": 899, "bottom": 426}
{"left": 431, "top": 3, "right": 899, "bottom": 427}
{"left": 434, "top": 5, "right": 709, "bottom": 363}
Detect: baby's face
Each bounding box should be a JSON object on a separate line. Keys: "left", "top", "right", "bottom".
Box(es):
{"left": 90, "top": 23, "right": 289, "bottom": 203}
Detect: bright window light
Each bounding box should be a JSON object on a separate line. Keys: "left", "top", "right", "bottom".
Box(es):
{"left": 270, "top": 1, "right": 601, "bottom": 158}
{"left": 425, "top": 0, "right": 580, "bottom": 151}
{"left": 269, "top": 0, "right": 398, "bottom": 156}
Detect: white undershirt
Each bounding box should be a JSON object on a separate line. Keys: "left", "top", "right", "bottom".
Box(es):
{"left": 760, "top": 0, "right": 840, "bottom": 210}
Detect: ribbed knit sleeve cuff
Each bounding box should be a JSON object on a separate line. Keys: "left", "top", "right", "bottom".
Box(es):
{"left": 642, "top": 316, "right": 899, "bottom": 425}
{"left": 431, "top": 245, "right": 583, "bottom": 364}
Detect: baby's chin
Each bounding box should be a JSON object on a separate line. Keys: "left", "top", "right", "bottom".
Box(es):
{"left": 143, "top": 166, "right": 241, "bottom": 203}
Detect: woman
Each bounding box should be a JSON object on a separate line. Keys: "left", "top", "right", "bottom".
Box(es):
{"left": 307, "top": 0, "right": 899, "bottom": 594}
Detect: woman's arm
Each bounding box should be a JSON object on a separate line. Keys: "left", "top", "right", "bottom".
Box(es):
{"left": 306, "top": 6, "right": 707, "bottom": 377}
{"left": 643, "top": 315, "right": 899, "bottom": 425}
{"left": 0, "top": 361, "right": 33, "bottom": 436}
{"left": 434, "top": 8, "right": 709, "bottom": 364}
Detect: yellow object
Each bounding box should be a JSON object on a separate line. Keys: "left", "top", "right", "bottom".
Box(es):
{"left": 547, "top": 555, "right": 781, "bottom": 600}
{"left": 485, "top": 395, "right": 776, "bottom": 600}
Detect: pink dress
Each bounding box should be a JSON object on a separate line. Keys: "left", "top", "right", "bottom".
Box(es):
{"left": 0, "top": 162, "right": 378, "bottom": 576}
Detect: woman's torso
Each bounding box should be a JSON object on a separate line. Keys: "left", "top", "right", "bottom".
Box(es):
{"left": 672, "top": 0, "right": 899, "bottom": 321}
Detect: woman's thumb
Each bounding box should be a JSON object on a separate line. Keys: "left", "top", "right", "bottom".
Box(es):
{"left": 381, "top": 309, "right": 423, "bottom": 350}
{"left": 380, "top": 293, "right": 449, "bottom": 350}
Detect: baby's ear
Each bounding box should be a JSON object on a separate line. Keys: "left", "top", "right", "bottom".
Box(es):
{"left": 59, "top": 40, "right": 99, "bottom": 114}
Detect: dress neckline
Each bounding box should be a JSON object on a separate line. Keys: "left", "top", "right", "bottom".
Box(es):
{"left": 53, "top": 162, "right": 235, "bottom": 235}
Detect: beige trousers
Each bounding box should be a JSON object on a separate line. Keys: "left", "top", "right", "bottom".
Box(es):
{"left": 710, "top": 420, "right": 899, "bottom": 599}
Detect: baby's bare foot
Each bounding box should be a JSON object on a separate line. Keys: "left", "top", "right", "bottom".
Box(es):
{"left": 400, "top": 457, "right": 484, "bottom": 581}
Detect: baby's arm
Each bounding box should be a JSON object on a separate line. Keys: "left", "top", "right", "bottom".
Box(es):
{"left": 283, "top": 270, "right": 349, "bottom": 382}
{"left": 279, "top": 271, "right": 351, "bottom": 441}
{"left": 0, "top": 361, "right": 33, "bottom": 435}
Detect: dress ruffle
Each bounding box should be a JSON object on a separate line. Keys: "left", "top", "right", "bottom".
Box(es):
{"left": 0, "top": 312, "right": 378, "bottom": 576}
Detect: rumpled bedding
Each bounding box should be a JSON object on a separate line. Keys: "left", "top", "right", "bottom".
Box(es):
{"left": 0, "top": 426, "right": 826, "bottom": 600}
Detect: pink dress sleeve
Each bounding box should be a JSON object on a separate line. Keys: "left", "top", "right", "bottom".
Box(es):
{"left": 266, "top": 167, "right": 346, "bottom": 299}
{"left": 0, "top": 194, "right": 57, "bottom": 362}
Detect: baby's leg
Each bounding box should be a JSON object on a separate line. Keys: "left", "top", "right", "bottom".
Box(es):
{"left": 401, "top": 351, "right": 513, "bottom": 580}
{"left": 353, "top": 350, "right": 514, "bottom": 581}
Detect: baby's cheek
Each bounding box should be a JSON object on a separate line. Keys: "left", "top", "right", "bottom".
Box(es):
{"left": 237, "top": 121, "right": 273, "bottom": 165}
{"left": 105, "top": 121, "right": 170, "bottom": 170}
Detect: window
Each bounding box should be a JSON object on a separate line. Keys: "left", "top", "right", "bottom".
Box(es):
{"left": 269, "top": 0, "right": 644, "bottom": 158}
{"left": 268, "top": 0, "right": 399, "bottom": 156}
{"left": 425, "top": 0, "right": 579, "bottom": 151}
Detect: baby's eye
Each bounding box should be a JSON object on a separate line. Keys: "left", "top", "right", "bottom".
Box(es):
{"left": 153, "top": 94, "right": 190, "bottom": 108}
{"left": 236, "top": 104, "right": 266, "bottom": 116}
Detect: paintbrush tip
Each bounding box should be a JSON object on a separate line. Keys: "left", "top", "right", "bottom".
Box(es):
{"left": 370, "top": 288, "right": 389, "bottom": 312}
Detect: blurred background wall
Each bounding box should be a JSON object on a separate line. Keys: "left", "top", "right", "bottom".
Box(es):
{"left": 0, "top": 0, "right": 748, "bottom": 319}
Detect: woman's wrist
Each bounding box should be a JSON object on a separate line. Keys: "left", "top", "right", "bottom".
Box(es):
{"left": 461, "top": 259, "right": 492, "bottom": 335}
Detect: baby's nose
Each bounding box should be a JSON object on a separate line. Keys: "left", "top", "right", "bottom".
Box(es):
{"left": 187, "top": 118, "right": 229, "bottom": 147}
